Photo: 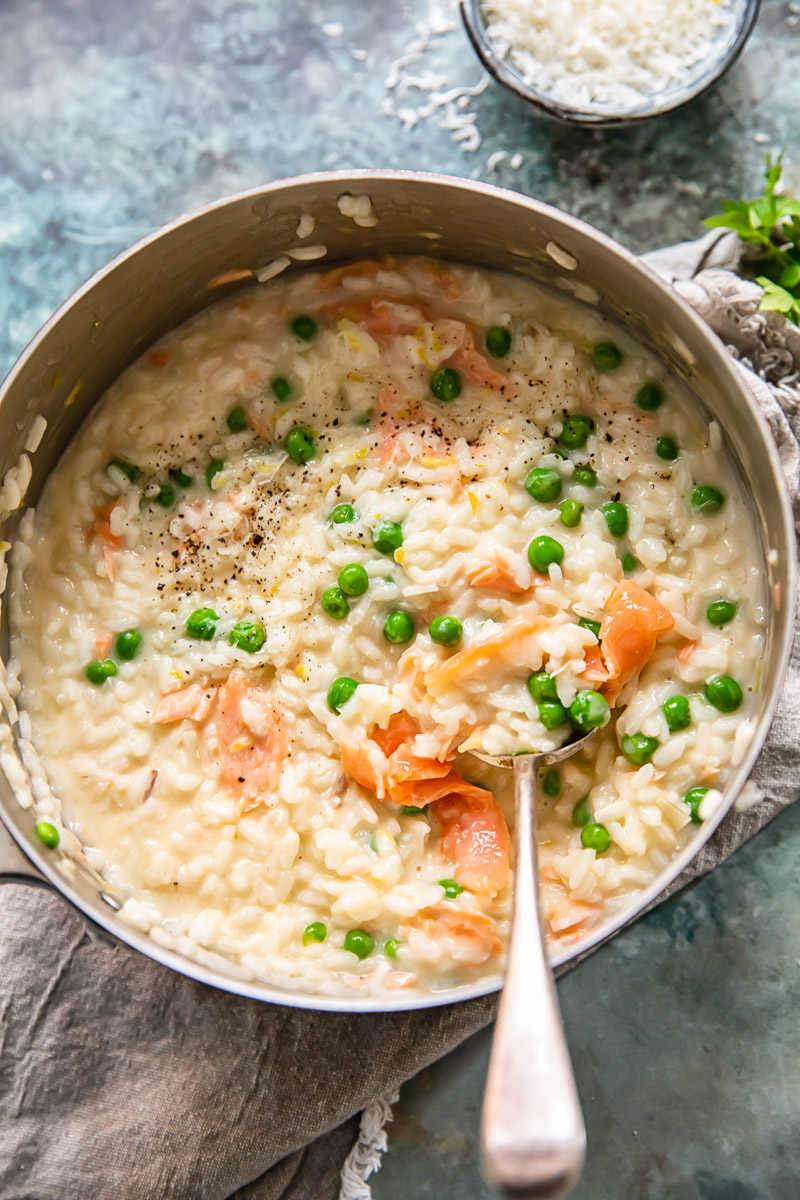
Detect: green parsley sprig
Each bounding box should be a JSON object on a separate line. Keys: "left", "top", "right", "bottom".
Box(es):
{"left": 705, "top": 153, "right": 800, "bottom": 325}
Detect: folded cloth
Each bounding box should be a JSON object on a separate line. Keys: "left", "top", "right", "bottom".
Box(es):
{"left": 0, "top": 234, "right": 798, "bottom": 1200}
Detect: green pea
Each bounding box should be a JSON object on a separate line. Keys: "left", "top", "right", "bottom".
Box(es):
{"left": 344, "top": 928, "right": 375, "bottom": 959}
{"left": 707, "top": 600, "right": 737, "bottom": 626}
{"left": 229, "top": 619, "right": 265, "bottom": 653}
{"left": 330, "top": 503, "right": 355, "bottom": 524}
{"left": 206, "top": 458, "right": 225, "bottom": 488}
{"left": 429, "top": 616, "right": 462, "bottom": 647}
{"left": 321, "top": 586, "right": 349, "bottom": 620}
{"left": 572, "top": 466, "right": 596, "bottom": 487}
{"left": 577, "top": 618, "right": 600, "bottom": 639}
{"left": 656, "top": 436, "right": 679, "bottom": 461}
{"left": 226, "top": 404, "right": 248, "bottom": 432}
{"left": 372, "top": 520, "right": 403, "bottom": 556}
{"left": 621, "top": 553, "right": 638, "bottom": 573}
{"left": 338, "top": 563, "right": 369, "bottom": 597}
{"left": 155, "top": 483, "right": 176, "bottom": 508}
{"left": 539, "top": 700, "right": 569, "bottom": 730}
{"left": 292, "top": 314, "right": 317, "bottom": 341}
{"left": 569, "top": 690, "right": 610, "bottom": 732}
{"left": 527, "top": 671, "right": 557, "bottom": 703}
{"left": 704, "top": 674, "right": 743, "bottom": 713}
{"left": 622, "top": 732, "right": 660, "bottom": 765}
{"left": 581, "top": 822, "right": 612, "bottom": 853}
{"left": 115, "top": 630, "right": 142, "bottom": 661}
{"left": 271, "top": 375, "right": 292, "bottom": 402}
{"left": 284, "top": 426, "right": 316, "bottom": 464}
{"left": 186, "top": 607, "right": 218, "bottom": 641}
{"left": 107, "top": 456, "right": 139, "bottom": 484}
{"left": 542, "top": 768, "right": 561, "bottom": 798}
{"left": 169, "top": 468, "right": 193, "bottom": 488}
{"left": 439, "top": 878, "right": 464, "bottom": 899}
{"left": 691, "top": 484, "right": 725, "bottom": 514}
{"left": 35, "top": 821, "right": 60, "bottom": 849}
{"left": 559, "top": 498, "right": 583, "bottom": 528}
{"left": 528, "top": 535, "right": 564, "bottom": 573}
{"left": 327, "top": 676, "right": 359, "bottom": 713}
{"left": 485, "top": 326, "right": 512, "bottom": 358}
{"left": 683, "top": 786, "right": 708, "bottom": 824}
{"left": 591, "top": 342, "right": 623, "bottom": 372}
{"left": 384, "top": 938, "right": 401, "bottom": 959}
{"left": 401, "top": 804, "right": 429, "bottom": 816}
{"left": 524, "top": 467, "right": 562, "bottom": 503}
{"left": 86, "top": 658, "right": 118, "bottom": 684}
{"left": 384, "top": 611, "right": 415, "bottom": 644}
{"left": 302, "top": 921, "right": 327, "bottom": 946}
{"left": 560, "top": 414, "right": 595, "bottom": 449}
{"left": 635, "top": 382, "right": 664, "bottom": 411}
{"left": 429, "top": 367, "right": 462, "bottom": 402}
{"left": 572, "top": 795, "right": 593, "bottom": 827}
{"left": 602, "top": 501, "right": 629, "bottom": 537}
{"left": 662, "top": 695, "right": 691, "bottom": 733}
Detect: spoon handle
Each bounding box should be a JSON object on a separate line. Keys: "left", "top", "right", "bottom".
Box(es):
{"left": 481, "top": 755, "right": 586, "bottom": 1199}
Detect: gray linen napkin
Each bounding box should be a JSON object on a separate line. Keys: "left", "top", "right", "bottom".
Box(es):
{"left": 0, "top": 234, "right": 798, "bottom": 1200}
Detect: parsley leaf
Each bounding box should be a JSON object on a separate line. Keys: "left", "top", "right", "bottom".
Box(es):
{"left": 756, "top": 278, "right": 800, "bottom": 322}
{"left": 705, "top": 152, "right": 800, "bottom": 325}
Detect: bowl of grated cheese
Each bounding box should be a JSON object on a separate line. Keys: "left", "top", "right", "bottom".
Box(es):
{"left": 460, "top": 0, "right": 761, "bottom": 125}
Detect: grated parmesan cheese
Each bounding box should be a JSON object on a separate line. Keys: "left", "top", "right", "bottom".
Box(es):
{"left": 481, "top": 0, "right": 741, "bottom": 110}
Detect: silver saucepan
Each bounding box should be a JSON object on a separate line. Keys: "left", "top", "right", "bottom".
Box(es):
{"left": 0, "top": 172, "right": 794, "bottom": 1018}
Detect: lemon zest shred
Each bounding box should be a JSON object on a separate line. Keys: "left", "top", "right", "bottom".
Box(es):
{"left": 64, "top": 380, "right": 83, "bottom": 408}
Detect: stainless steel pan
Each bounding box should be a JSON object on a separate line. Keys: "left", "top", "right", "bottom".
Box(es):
{"left": 0, "top": 171, "right": 794, "bottom": 1012}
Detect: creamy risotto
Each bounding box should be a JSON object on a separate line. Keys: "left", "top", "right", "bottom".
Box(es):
{"left": 9, "top": 256, "right": 765, "bottom": 997}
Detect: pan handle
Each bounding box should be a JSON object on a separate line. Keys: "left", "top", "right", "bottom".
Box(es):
{"left": 0, "top": 818, "right": 50, "bottom": 887}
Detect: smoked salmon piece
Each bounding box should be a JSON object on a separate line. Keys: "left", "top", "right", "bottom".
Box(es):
{"left": 410, "top": 904, "right": 502, "bottom": 963}
{"left": 425, "top": 616, "right": 551, "bottom": 692}
{"left": 580, "top": 642, "right": 610, "bottom": 684}
{"left": 387, "top": 765, "right": 485, "bottom": 810}
{"left": 338, "top": 712, "right": 510, "bottom": 894}
{"left": 450, "top": 330, "right": 507, "bottom": 390}
{"left": 371, "top": 711, "right": 427, "bottom": 757}
{"left": 93, "top": 630, "right": 113, "bottom": 658}
{"left": 384, "top": 971, "right": 418, "bottom": 990}
{"left": 465, "top": 549, "right": 539, "bottom": 594}
{"left": 151, "top": 683, "right": 218, "bottom": 725}
{"left": 437, "top": 788, "right": 511, "bottom": 895}
{"left": 339, "top": 738, "right": 392, "bottom": 799}
{"left": 548, "top": 898, "right": 601, "bottom": 938}
{"left": 599, "top": 581, "right": 674, "bottom": 704}
{"left": 90, "top": 502, "right": 122, "bottom": 581}
{"left": 339, "top": 712, "right": 453, "bottom": 804}
{"left": 215, "top": 672, "right": 288, "bottom": 807}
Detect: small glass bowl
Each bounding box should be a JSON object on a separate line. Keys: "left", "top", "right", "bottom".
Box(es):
{"left": 460, "top": 0, "right": 761, "bottom": 126}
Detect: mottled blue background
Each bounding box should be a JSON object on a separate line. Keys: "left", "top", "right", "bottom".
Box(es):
{"left": 1, "top": 1, "right": 798, "bottom": 1196}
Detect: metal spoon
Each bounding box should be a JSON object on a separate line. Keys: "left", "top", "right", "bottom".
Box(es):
{"left": 475, "top": 733, "right": 595, "bottom": 1199}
